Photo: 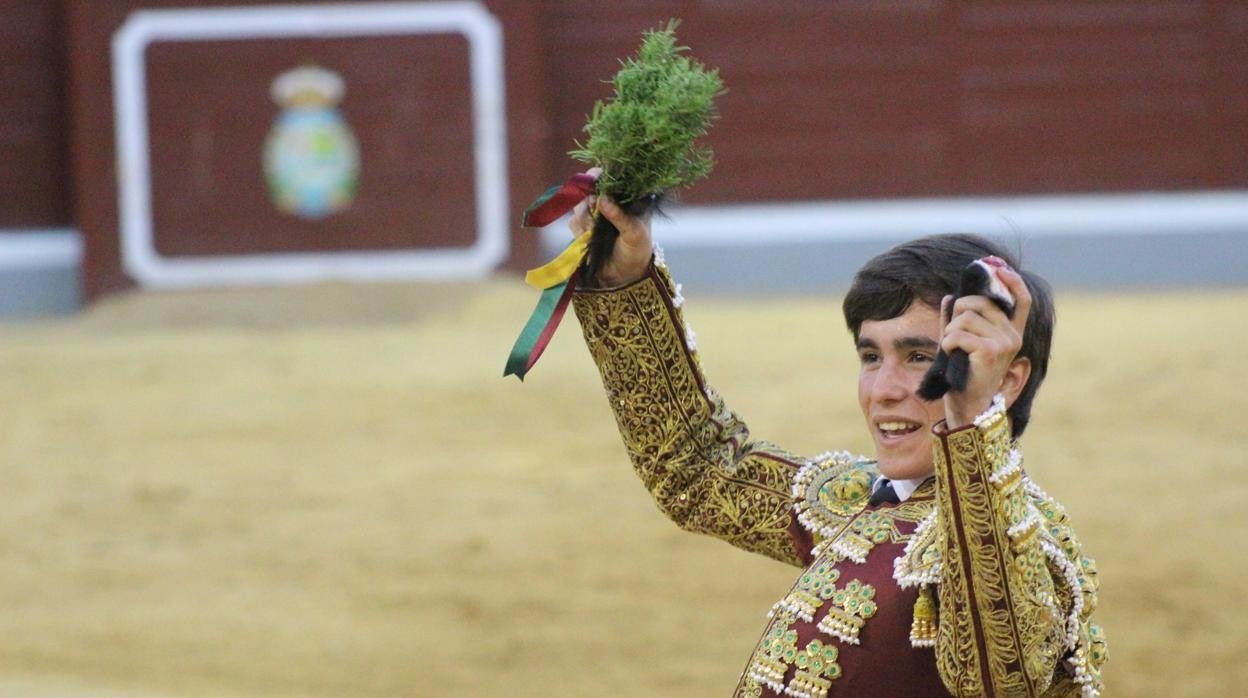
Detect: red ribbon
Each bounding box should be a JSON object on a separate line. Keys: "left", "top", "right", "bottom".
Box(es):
{"left": 521, "top": 173, "right": 597, "bottom": 227}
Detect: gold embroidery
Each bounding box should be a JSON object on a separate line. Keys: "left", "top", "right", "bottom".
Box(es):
{"left": 789, "top": 638, "right": 842, "bottom": 698}
{"left": 1088, "top": 623, "right": 1108, "bottom": 672}
{"left": 832, "top": 508, "right": 901, "bottom": 562}
{"left": 572, "top": 267, "right": 805, "bottom": 566}
{"left": 576, "top": 267, "right": 1107, "bottom": 695}
{"left": 933, "top": 415, "right": 1105, "bottom": 697}
{"left": 791, "top": 453, "right": 872, "bottom": 555}
{"left": 829, "top": 495, "right": 935, "bottom": 563}
{"left": 817, "top": 467, "right": 873, "bottom": 516}
{"left": 894, "top": 509, "right": 941, "bottom": 590}
{"left": 734, "top": 677, "right": 764, "bottom": 698}
{"left": 747, "top": 614, "right": 798, "bottom": 693}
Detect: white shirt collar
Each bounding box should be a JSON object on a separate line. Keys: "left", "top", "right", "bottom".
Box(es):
{"left": 872, "top": 475, "right": 930, "bottom": 503}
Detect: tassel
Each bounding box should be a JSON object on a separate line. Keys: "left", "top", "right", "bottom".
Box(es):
{"left": 910, "top": 585, "right": 938, "bottom": 647}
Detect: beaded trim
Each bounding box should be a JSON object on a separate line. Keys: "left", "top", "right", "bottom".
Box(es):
{"left": 988, "top": 448, "right": 1023, "bottom": 488}
{"left": 814, "top": 579, "right": 878, "bottom": 645}
{"left": 1039, "top": 535, "right": 1093, "bottom": 693}
{"left": 828, "top": 536, "right": 870, "bottom": 564}
{"left": 1006, "top": 510, "right": 1042, "bottom": 543}
{"left": 972, "top": 392, "right": 1007, "bottom": 430}
{"left": 747, "top": 611, "right": 843, "bottom": 697}
{"left": 1027, "top": 477, "right": 1100, "bottom": 698}
{"left": 893, "top": 510, "right": 940, "bottom": 589}
{"left": 653, "top": 242, "right": 667, "bottom": 269}
{"left": 1024, "top": 478, "right": 1066, "bottom": 517}
{"left": 790, "top": 451, "right": 882, "bottom": 561}
{"left": 769, "top": 559, "right": 839, "bottom": 622}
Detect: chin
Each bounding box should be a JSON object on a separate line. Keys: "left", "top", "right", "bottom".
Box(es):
{"left": 875, "top": 453, "right": 936, "bottom": 481}
{"left": 869, "top": 422, "right": 938, "bottom": 481}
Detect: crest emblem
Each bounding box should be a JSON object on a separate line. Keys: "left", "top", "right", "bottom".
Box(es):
{"left": 263, "top": 65, "right": 360, "bottom": 219}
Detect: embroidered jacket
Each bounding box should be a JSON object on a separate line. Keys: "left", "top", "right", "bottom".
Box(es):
{"left": 571, "top": 259, "right": 1107, "bottom": 697}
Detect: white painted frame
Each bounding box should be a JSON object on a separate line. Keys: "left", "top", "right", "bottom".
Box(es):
{"left": 112, "top": 2, "right": 508, "bottom": 288}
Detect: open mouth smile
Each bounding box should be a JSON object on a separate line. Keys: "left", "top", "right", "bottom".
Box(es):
{"left": 876, "top": 420, "right": 923, "bottom": 444}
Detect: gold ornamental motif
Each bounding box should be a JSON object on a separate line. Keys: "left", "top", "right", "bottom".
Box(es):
{"left": 931, "top": 415, "right": 1107, "bottom": 697}
{"left": 816, "top": 579, "right": 878, "bottom": 645}
{"left": 745, "top": 611, "right": 843, "bottom": 698}
{"left": 773, "top": 560, "right": 841, "bottom": 622}
{"left": 816, "top": 468, "right": 873, "bottom": 516}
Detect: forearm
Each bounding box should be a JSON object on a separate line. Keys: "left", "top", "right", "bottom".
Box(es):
{"left": 932, "top": 396, "right": 1095, "bottom": 697}
{"left": 572, "top": 258, "right": 808, "bottom": 566}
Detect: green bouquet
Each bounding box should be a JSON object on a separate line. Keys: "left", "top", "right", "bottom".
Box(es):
{"left": 504, "top": 22, "right": 724, "bottom": 381}
{"left": 570, "top": 21, "right": 724, "bottom": 281}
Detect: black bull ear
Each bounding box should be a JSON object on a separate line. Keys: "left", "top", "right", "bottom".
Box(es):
{"left": 916, "top": 261, "right": 1015, "bottom": 402}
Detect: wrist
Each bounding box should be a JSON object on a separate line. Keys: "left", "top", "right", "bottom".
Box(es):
{"left": 936, "top": 393, "right": 1006, "bottom": 436}
{"left": 943, "top": 393, "right": 997, "bottom": 431}
{"left": 591, "top": 254, "right": 654, "bottom": 289}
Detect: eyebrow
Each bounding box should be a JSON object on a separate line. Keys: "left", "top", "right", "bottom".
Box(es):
{"left": 895, "top": 335, "right": 939, "bottom": 351}
{"left": 856, "top": 336, "right": 938, "bottom": 351}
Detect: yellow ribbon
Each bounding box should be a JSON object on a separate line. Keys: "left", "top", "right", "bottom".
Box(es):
{"left": 525, "top": 229, "right": 592, "bottom": 290}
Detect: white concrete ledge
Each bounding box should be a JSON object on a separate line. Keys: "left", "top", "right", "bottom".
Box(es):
{"left": 0, "top": 229, "right": 83, "bottom": 271}
{"left": 541, "top": 189, "right": 1248, "bottom": 250}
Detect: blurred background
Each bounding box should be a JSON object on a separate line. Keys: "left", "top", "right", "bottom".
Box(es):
{"left": 2, "top": 1, "right": 1246, "bottom": 696}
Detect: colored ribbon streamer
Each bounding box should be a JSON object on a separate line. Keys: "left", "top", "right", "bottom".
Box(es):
{"left": 505, "top": 173, "right": 600, "bottom": 381}
{"left": 503, "top": 277, "right": 578, "bottom": 380}
{"left": 525, "top": 230, "right": 591, "bottom": 290}
{"left": 521, "top": 173, "right": 597, "bottom": 227}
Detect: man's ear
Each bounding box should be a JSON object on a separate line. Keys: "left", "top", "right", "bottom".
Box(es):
{"left": 1001, "top": 357, "right": 1032, "bottom": 408}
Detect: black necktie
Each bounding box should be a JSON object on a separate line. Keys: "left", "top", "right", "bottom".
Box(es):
{"left": 870, "top": 478, "right": 900, "bottom": 506}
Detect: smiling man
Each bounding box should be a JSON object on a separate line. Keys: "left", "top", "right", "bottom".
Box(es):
{"left": 566, "top": 189, "right": 1107, "bottom": 697}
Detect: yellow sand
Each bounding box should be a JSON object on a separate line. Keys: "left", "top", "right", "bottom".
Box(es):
{"left": 1, "top": 279, "right": 1244, "bottom": 697}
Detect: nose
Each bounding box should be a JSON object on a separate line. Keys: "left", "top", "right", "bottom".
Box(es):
{"left": 870, "top": 357, "right": 910, "bottom": 404}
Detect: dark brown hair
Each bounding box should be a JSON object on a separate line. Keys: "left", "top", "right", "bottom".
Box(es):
{"left": 842, "top": 234, "right": 1054, "bottom": 439}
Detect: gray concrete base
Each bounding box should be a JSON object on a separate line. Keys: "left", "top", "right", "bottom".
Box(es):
{"left": 0, "top": 230, "right": 82, "bottom": 319}
{"left": 0, "top": 266, "right": 81, "bottom": 318}
{"left": 658, "top": 231, "right": 1248, "bottom": 296}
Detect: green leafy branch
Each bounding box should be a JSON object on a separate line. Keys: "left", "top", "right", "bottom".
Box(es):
{"left": 568, "top": 20, "right": 725, "bottom": 205}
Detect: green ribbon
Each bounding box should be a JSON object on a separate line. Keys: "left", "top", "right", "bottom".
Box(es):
{"left": 503, "top": 278, "right": 576, "bottom": 381}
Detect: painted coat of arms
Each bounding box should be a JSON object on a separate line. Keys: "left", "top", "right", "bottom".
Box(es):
{"left": 263, "top": 65, "right": 360, "bottom": 219}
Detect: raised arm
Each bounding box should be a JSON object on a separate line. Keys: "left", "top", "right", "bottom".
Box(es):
{"left": 571, "top": 253, "right": 811, "bottom": 567}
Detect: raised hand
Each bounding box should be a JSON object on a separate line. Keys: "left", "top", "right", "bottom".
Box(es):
{"left": 939, "top": 262, "right": 1033, "bottom": 429}
{"left": 567, "top": 169, "right": 654, "bottom": 288}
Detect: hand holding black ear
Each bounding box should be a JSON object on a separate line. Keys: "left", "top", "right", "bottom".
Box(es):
{"left": 925, "top": 257, "right": 1033, "bottom": 429}
{"left": 918, "top": 257, "right": 1021, "bottom": 400}
{"left": 918, "top": 258, "right": 1015, "bottom": 400}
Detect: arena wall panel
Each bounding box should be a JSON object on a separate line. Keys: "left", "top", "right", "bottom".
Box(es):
{"left": 0, "top": 0, "right": 70, "bottom": 228}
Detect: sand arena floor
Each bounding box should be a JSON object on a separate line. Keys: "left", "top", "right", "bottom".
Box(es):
{"left": 1, "top": 279, "right": 1245, "bottom": 697}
